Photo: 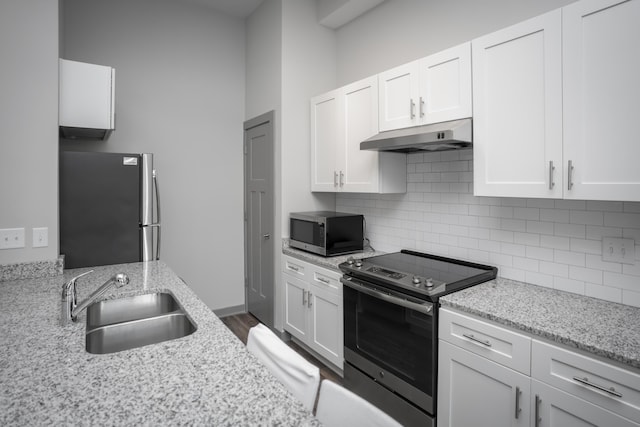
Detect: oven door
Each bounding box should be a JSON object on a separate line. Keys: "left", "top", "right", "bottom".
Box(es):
{"left": 342, "top": 276, "right": 436, "bottom": 414}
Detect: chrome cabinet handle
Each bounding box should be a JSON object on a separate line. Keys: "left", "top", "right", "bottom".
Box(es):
{"left": 568, "top": 160, "right": 574, "bottom": 190}
{"left": 302, "top": 289, "right": 307, "bottom": 306}
{"left": 334, "top": 171, "right": 338, "bottom": 187}
{"left": 535, "top": 395, "right": 541, "bottom": 427}
{"left": 317, "top": 277, "right": 330, "bottom": 284}
{"left": 572, "top": 376, "right": 623, "bottom": 398}
{"left": 339, "top": 171, "right": 344, "bottom": 187}
{"left": 410, "top": 99, "right": 416, "bottom": 119}
{"left": 307, "top": 292, "right": 312, "bottom": 308}
{"left": 289, "top": 265, "right": 299, "bottom": 272}
{"left": 515, "top": 386, "right": 521, "bottom": 419}
{"left": 549, "top": 160, "right": 555, "bottom": 190}
{"left": 419, "top": 96, "right": 425, "bottom": 118}
{"left": 462, "top": 333, "right": 492, "bottom": 347}
{"left": 263, "top": 233, "right": 270, "bottom": 240}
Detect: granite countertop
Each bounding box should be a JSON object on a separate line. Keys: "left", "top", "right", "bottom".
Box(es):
{"left": 440, "top": 278, "right": 640, "bottom": 371}
{"left": 282, "top": 239, "right": 386, "bottom": 272}
{"left": 0, "top": 261, "right": 318, "bottom": 426}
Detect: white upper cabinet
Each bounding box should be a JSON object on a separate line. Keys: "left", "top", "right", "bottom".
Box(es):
{"left": 59, "top": 59, "right": 115, "bottom": 140}
{"left": 473, "top": 10, "right": 563, "bottom": 199}
{"left": 379, "top": 42, "right": 472, "bottom": 132}
{"left": 562, "top": 0, "right": 640, "bottom": 201}
{"left": 311, "top": 76, "right": 406, "bottom": 193}
{"left": 310, "top": 89, "right": 340, "bottom": 192}
{"left": 474, "top": 0, "right": 640, "bottom": 202}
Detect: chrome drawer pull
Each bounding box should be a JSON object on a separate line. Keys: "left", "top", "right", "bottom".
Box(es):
{"left": 289, "top": 265, "right": 299, "bottom": 272}
{"left": 572, "top": 376, "right": 623, "bottom": 398}
{"left": 317, "top": 277, "right": 330, "bottom": 284}
{"left": 462, "top": 333, "right": 492, "bottom": 347}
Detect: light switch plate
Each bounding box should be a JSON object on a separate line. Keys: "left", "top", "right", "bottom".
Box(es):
{"left": 602, "top": 237, "right": 635, "bottom": 264}
{"left": 33, "top": 227, "right": 48, "bottom": 248}
{"left": 0, "top": 228, "right": 25, "bottom": 249}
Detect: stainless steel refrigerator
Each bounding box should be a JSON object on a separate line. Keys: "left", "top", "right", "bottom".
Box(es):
{"left": 59, "top": 151, "right": 160, "bottom": 269}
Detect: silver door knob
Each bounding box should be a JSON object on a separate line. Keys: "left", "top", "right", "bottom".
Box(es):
{"left": 263, "top": 233, "right": 270, "bottom": 240}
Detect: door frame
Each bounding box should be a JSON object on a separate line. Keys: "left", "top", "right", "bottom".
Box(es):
{"left": 243, "top": 111, "right": 275, "bottom": 326}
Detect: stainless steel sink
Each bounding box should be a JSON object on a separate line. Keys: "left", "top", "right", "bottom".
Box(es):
{"left": 86, "top": 292, "right": 182, "bottom": 329}
{"left": 85, "top": 292, "right": 196, "bottom": 354}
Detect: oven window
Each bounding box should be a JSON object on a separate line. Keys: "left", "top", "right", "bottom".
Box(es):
{"left": 345, "top": 287, "right": 434, "bottom": 396}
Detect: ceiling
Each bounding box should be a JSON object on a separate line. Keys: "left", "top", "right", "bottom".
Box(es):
{"left": 180, "top": 0, "right": 265, "bottom": 18}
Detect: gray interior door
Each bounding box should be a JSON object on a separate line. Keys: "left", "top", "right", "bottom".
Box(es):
{"left": 244, "top": 111, "right": 274, "bottom": 328}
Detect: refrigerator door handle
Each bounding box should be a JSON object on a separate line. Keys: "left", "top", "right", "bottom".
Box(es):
{"left": 152, "top": 169, "right": 161, "bottom": 261}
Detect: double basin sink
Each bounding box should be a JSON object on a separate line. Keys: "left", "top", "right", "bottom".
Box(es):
{"left": 85, "top": 292, "right": 196, "bottom": 354}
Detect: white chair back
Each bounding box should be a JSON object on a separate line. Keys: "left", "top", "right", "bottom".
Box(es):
{"left": 315, "top": 380, "right": 403, "bottom": 427}
{"left": 246, "top": 323, "right": 320, "bottom": 410}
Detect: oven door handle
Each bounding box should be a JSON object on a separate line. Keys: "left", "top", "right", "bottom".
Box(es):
{"left": 341, "top": 277, "right": 434, "bottom": 316}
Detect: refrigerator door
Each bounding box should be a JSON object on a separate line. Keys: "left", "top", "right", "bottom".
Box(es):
{"left": 60, "top": 151, "right": 142, "bottom": 269}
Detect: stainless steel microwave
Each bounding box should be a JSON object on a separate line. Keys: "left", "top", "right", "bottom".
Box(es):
{"left": 289, "top": 211, "right": 364, "bottom": 257}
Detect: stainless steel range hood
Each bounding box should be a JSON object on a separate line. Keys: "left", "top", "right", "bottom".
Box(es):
{"left": 360, "top": 118, "right": 472, "bottom": 153}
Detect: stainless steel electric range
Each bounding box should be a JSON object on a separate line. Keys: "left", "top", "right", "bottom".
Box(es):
{"left": 339, "top": 249, "right": 497, "bottom": 427}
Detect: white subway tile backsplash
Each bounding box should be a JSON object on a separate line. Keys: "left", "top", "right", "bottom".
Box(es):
{"left": 554, "top": 277, "right": 585, "bottom": 294}
{"left": 336, "top": 155, "right": 640, "bottom": 307}
{"left": 570, "top": 210, "right": 604, "bottom": 226}
{"left": 622, "top": 289, "right": 640, "bottom": 307}
{"left": 586, "top": 283, "right": 622, "bottom": 303}
{"left": 605, "top": 212, "right": 640, "bottom": 228}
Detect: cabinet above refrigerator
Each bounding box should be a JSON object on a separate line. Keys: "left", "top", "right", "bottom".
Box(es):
{"left": 59, "top": 59, "right": 115, "bottom": 140}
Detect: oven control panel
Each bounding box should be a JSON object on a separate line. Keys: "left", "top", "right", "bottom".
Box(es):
{"left": 366, "top": 266, "right": 406, "bottom": 280}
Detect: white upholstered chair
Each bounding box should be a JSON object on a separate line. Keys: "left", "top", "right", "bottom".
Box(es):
{"left": 246, "top": 323, "right": 320, "bottom": 410}
{"left": 315, "top": 379, "right": 403, "bottom": 427}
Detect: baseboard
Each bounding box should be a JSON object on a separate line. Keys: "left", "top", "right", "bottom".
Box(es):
{"left": 212, "top": 304, "right": 246, "bottom": 318}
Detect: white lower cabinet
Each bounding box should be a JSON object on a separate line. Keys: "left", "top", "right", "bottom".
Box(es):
{"left": 438, "top": 308, "right": 640, "bottom": 427}
{"left": 282, "top": 255, "right": 343, "bottom": 370}
{"left": 438, "top": 340, "right": 530, "bottom": 427}
{"left": 531, "top": 379, "right": 637, "bottom": 427}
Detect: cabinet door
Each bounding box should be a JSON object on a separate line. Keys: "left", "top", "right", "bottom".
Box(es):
{"left": 531, "top": 380, "right": 637, "bottom": 427}
{"left": 283, "top": 273, "right": 309, "bottom": 342}
{"left": 438, "top": 340, "right": 531, "bottom": 427}
{"left": 310, "top": 90, "right": 340, "bottom": 191}
{"left": 339, "top": 76, "right": 380, "bottom": 193}
{"left": 308, "top": 283, "right": 343, "bottom": 369}
{"left": 473, "top": 10, "right": 563, "bottom": 198}
{"left": 378, "top": 61, "right": 420, "bottom": 131}
{"left": 563, "top": 0, "right": 640, "bottom": 201}
{"left": 418, "top": 42, "right": 472, "bottom": 125}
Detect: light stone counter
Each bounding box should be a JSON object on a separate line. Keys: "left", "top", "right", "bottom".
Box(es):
{"left": 0, "top": 261, "right": 319, "bottom": 426}
{"left": 282, "top": 239, "right": 385, "bottom": 272}
{"left": 440, "top": 278, "right": 640, "bottom": 370}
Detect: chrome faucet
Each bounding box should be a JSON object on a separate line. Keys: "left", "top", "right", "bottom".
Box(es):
{"left": 61, "top": 270, "right": 129, "bottom": 326}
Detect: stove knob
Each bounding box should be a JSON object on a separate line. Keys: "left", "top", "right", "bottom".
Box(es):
{"left": 412, "top": 276, "right": 422, "bottom": 286}
{"left": 354, "top": 260, "right": 363, "bottom": 268}
{"left": 425, "top": 278, "right": 434, "bottom": 288}
{"left": 346, "top": 257, "right": 355, "bottom": 265}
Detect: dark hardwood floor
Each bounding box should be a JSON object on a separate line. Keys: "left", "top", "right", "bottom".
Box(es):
{"left": 219, "top": 312, "right": 343, "bottom": 385}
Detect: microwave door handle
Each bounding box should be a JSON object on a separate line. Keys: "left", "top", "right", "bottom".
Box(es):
{"left": 340, "top": 277, "right": 434, "bottom": 316}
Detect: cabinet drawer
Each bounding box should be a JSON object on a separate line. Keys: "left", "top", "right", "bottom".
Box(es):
{"left": 282, "top": 256, "right": 308, "bottom": 278}
{"left": 309, "top": 266, "right": 341, "bottom": 296}
{"left": 532, "top": 340, "right": 640, "bottom": 424}
{"left": 439, "top": 308, "right": 531, "bottom": 375}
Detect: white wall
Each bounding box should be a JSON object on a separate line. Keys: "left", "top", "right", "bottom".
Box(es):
{"left": 335, "top": 0, "right": 575, "bottom": 85}
{"left": 0, "top": 0, "right": 59, "bottom": 265}
{"left": 61, "top": 0, "right": 246, "bottom": 311}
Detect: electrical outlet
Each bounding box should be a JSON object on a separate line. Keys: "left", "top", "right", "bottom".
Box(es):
{"left": 32, "top": 227, "right": 48, "bottom": 248}
{"left": 602, "top": 237, "right": 636, "bottom": 264}
{"left": 0, "top": 228, "right": 25, "bottom": 250}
